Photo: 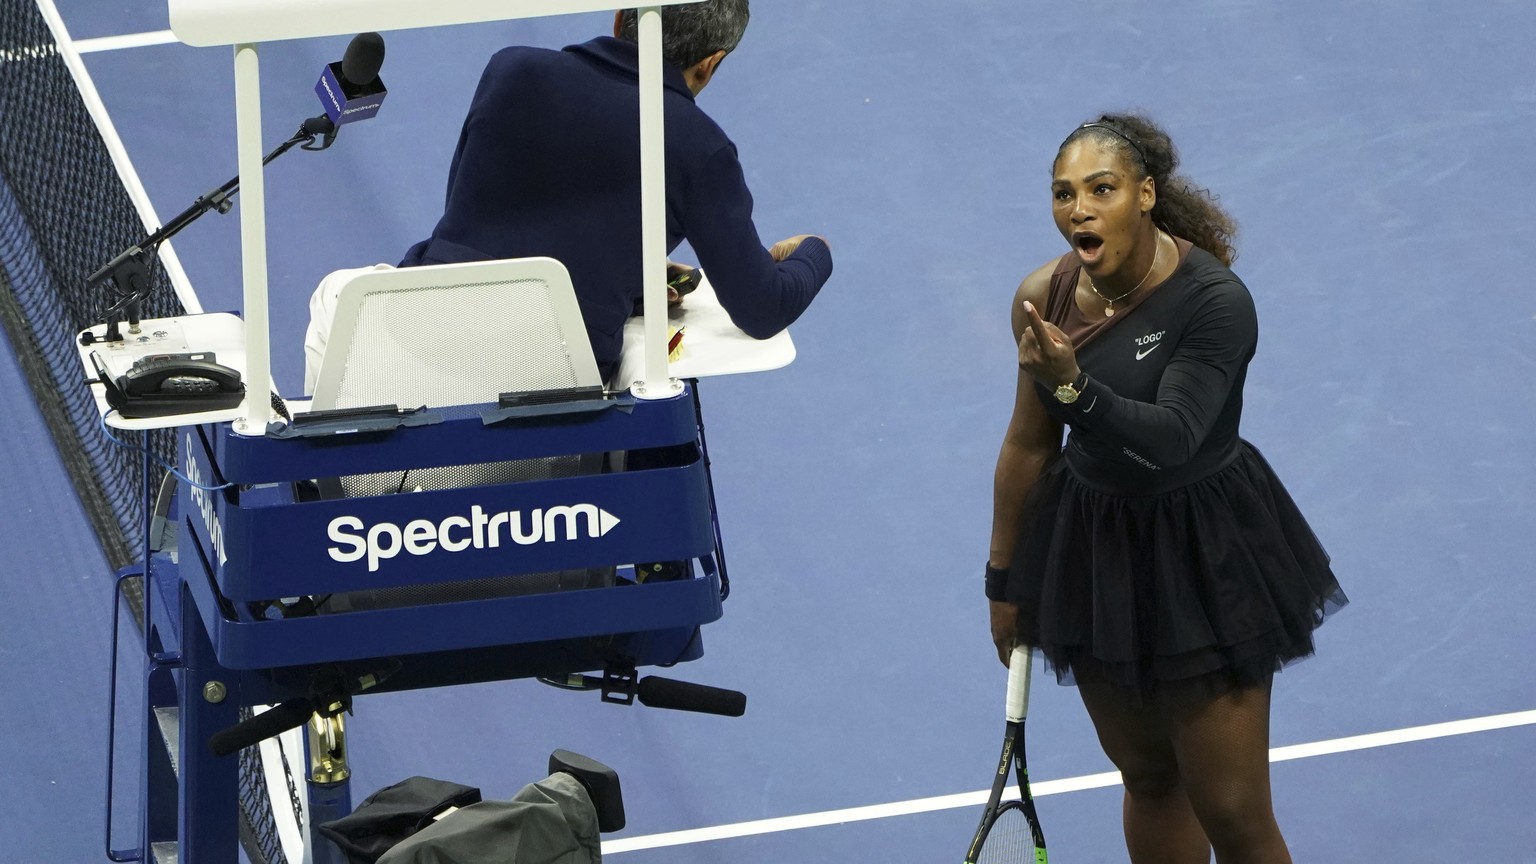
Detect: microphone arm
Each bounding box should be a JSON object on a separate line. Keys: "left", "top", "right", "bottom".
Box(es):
{"left": 83, "top": 114, "right": 336, "bottom": 345}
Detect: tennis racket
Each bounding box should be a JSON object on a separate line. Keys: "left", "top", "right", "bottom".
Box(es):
{"left": 964, "top": 643, "right": 1047, "bottom": 864}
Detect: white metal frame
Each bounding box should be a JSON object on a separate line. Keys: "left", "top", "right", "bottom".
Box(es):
{"left": 167, "top": 0, "right": 702, "bottom": 434}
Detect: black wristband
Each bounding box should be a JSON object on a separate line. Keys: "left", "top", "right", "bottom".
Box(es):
{"left": 984, "top": 562, "right": 1010, "bottom": 601}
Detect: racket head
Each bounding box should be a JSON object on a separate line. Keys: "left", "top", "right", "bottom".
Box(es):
{"left": 972, "top": 801, "right": 1041, "bottom": 864}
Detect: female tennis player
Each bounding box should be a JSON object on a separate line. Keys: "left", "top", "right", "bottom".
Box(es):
{"left": 985, "top": 113, "right": 1346, "bottom": 864}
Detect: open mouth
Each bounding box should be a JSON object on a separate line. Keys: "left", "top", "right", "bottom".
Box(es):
{"left": 1073, "top": 232, "right": 1104, "bottom": 263}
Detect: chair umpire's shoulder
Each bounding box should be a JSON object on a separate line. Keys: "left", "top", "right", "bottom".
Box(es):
{"left": 485, "top": 45, "right": 567, "bottom": 81}
{"left": 668, "top": 102, "right": 739, "bottom": 195}
{"left": 492, "top": 44, "right": 561, "bottom": 63}
{"left": 674, "top": 99, "right": 735, "bottom": 160}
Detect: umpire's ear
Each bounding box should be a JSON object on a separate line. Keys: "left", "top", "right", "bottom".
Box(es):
{"left": 685, "top": 50, "right": 728, "bottom": 95}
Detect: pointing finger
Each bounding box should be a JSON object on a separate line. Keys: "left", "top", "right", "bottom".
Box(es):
{"left": 1022, "top": 301, "right": 1058, "bottom": 347}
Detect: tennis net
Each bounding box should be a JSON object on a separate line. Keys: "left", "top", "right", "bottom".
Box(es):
{"left": 0, "top": 2, "right": 184, "bottom": 570}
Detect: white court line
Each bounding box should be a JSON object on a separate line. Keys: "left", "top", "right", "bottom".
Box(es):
{"left": 74, "top": 29, "right": 178, "bottom": 54}
{"left": 602, "top": 708, "right": 1536, "bottom": 854}
{"left": 29, "top": 5, "right": 200, "bottom": 311}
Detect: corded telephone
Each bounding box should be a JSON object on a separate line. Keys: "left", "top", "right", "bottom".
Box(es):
{"left": 89, "top": 350, "right": 246, "bottom": 419}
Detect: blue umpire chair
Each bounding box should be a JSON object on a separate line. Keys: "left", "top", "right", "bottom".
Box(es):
{"left": 108, "top": 257, "right": 741, "bottom": 863}
{"left": 99, "top": 4, "right": 750, "bottom": 859}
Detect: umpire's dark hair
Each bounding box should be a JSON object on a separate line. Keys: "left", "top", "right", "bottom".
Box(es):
{"left": 617, "top": 1, "right": 750, "bottom": 71}
{"left": 1059, "top": 113, "right": 1239, "bottom": 266}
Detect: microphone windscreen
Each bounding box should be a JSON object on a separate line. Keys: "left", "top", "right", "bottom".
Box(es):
{"left": 341, "top": 32, "right": 385, "bottom": 85}
{"left": 636, "top": 676, "right": 746, "bottom": 717}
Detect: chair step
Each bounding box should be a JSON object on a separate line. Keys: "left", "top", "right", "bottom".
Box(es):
{"left": 154, "top": 706, "right": 180, "bottom": 778}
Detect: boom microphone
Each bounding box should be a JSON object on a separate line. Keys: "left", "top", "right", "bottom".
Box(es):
{"left": 341, "top": 32, "right": 385, "bottom": 85}
{"left": 309, "top": 32, "right": 388, "bottom": 148}
{"left": 636, "top": 676, "right": 747, "bottom": 717}
{"left": 81, "top": 36, "right": 389, "bottom": 341}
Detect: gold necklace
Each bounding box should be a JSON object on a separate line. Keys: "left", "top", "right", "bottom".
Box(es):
{"left": 1087, "top": 230, "right": 1165, "bottom": 317}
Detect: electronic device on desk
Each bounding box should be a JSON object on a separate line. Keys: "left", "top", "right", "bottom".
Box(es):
{"left": 630, "top": 268, "right": 701, "bottom": 317}
{"left": 89, "top": 350, "right": 245, "bottom": 419}
{"left": 668, "top": 267, "right": 701, "bottom": 298}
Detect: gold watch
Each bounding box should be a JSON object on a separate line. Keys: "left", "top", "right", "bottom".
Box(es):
{"left": 1053, "top": 374, "right": 1084, "bottom": 404}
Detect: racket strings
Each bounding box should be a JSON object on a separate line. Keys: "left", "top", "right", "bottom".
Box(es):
{"left": 977, "top": 804, "right": 1033, "bottom": 864}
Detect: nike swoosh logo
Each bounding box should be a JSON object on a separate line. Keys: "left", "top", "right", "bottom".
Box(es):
{"left": 1081, "top": 396, "right": 1098, "bottom": 414}
{"left": 1135, "top": 343, "right": 1163, "bottom": 361}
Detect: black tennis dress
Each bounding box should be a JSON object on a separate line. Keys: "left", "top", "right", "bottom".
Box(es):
{"left": 1004, "top": 242, "right": 1346, "bottom": 691}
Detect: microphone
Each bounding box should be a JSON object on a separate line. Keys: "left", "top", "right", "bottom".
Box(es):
{"left": 341, "top": 32, "right": 386, "bottom": 85}
{"left": 636, "top": 676, "right": 747, "bottom": 717}
{"left": 309, "top": 32, "right": 388, "bottom": 148}
{"left": 82, "top": 36, "right": 389, "bottom": 342}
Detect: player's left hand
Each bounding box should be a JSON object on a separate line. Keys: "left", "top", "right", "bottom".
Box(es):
{"left": 1018, "top": 300, "right": 1080, "bottom": 386}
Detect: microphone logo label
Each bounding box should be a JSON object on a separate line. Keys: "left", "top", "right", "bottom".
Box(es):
{"left": 316, "top": 63, "right": 387, "bottom": 126}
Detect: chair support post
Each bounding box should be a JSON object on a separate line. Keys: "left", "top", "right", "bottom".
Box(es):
{"left": 232, "top": 42, "right": 272, "bottom": 433}
{"left": 633, "top": 6, "right": 683, "bottom": 400}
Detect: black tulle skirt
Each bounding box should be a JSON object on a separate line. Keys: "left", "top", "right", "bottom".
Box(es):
{"left": 1005, "top": 441, "right": 1346, "bottom": 692}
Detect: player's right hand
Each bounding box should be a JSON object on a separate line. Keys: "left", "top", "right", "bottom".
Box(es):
{"left": 769, "top": 234, "right": 824, "bottom": 262}
{"left": 990, "top": 600, "right": 1020, "bottom": 667}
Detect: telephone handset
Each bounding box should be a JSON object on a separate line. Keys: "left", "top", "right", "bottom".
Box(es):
{"left": 90, "top": 351, "right": 246, "bottom": 419}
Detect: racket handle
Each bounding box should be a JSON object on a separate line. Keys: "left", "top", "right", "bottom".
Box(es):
{"left": 1006, "top": 644, "right": 1034, "bottom": 722}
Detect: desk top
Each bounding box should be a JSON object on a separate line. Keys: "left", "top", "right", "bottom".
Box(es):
{"left": 614, "top": 274, "right": 795, "bottom": 390}
{"left": 74, "top": 275, "right": 791, "bottom": 430}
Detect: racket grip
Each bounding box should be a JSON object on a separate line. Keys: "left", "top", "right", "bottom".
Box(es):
{"left": 1006, "top": 644, "right": 1034, "bottom": 722}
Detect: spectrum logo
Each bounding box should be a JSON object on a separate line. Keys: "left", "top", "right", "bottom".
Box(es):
{"left": 327, "top": 504, "right": 621, "bottom": 572}
{"left": 184, "top": 433, "right": 228, "bottom": 566}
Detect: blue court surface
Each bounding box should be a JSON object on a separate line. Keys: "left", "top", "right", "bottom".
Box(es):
{"left": 3, "top": 1, "right": 1534, "bottom": 861}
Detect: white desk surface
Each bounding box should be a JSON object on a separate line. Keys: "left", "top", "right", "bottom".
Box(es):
{"left": 73, "top": 277, "right": 789, "bottom": 430}
{"left": 614, "top": 275, "right": 795, "bottom": 391}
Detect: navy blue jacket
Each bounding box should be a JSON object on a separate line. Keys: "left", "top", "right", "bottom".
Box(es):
{"left": 402, "top": 37, "right": 834, "bottom": 376}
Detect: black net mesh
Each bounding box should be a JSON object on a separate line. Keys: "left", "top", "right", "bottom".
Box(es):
{"left": 238, "top": 710, "right": 291, "bottom": 864}
{"left": 0, "top": 2, "right": 183, "bottom": 571}
{"left": 0, "top": 9, "right": 292, "bottom": 863}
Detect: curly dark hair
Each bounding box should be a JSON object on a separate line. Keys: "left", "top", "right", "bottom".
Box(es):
{"left": 1058, "top": 113, "right": 1238, "bottom": 266}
